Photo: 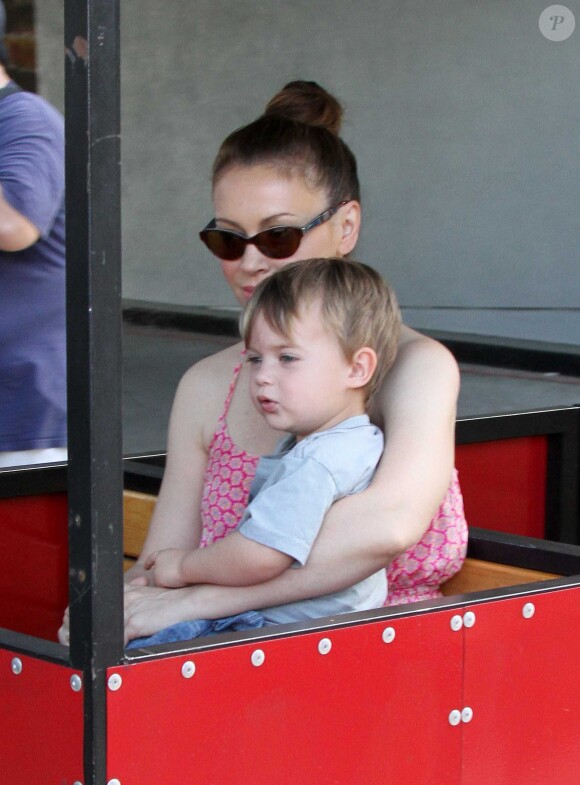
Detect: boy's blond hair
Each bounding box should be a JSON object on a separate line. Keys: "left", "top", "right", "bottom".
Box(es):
{"left": 240, "top": 258, "right": 401, "bottom": 402}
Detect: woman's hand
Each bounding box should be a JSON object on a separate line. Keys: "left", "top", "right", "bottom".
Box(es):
{"left": 124, "top": 582, "right": 207, "bottom": 645}
{"left": 58, "top": 606, "right": 70, "bottom": 646}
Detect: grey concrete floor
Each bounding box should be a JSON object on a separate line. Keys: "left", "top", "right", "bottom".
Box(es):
{"left": 122, "top": 324, "right": 580, "bottom": 455}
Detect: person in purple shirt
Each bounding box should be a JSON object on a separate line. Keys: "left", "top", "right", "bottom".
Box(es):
{"left": 0, "top": 0, "right": 67, "bottom": 467}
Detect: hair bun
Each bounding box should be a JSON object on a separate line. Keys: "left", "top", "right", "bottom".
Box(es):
{"left": 264, "top": 80, "right": 343, "bottom": 135}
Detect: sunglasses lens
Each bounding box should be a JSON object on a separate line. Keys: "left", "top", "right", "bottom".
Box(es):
{"left": 200, "top": 229, "right": 246, "bottom": 261}
{"left": 256, "top": 227, "right": 302, "bottom": 259}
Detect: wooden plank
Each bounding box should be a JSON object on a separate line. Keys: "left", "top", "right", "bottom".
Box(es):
{"left": 123, "top": 490, "right": 155, "bottom": 559}
{"left": 441, "top": 557, "right": 558, "bottom": 596}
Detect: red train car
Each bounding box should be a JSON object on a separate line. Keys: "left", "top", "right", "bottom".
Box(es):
{"left": 1, "top": 407, "right": 580, "bottom": 784}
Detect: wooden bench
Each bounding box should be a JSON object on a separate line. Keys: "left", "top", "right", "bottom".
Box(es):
{"left": 123, "top": 489, "right": 157, "bottom": 570}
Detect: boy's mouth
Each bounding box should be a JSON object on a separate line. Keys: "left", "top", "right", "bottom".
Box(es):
{"left": 257, "top": 395, "right": 278, "bottom": 414}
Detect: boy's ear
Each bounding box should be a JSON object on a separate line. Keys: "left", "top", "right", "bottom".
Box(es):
{"left": 347, "top": 346, "right": 377, "bottom": 389}
{"left": 336, "top": 201, "right": 361, "bottom": 256}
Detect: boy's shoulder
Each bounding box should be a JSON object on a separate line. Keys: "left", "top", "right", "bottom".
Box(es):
{"left": 285, "top": 416, "right": 383, "bottom": 489}
{"left": 294, "top": 415, "right": 382, "bottom": 453}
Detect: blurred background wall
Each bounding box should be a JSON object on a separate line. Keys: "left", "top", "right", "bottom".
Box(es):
{"left": 31, "top": 0, "right": 580, "bottom": 345}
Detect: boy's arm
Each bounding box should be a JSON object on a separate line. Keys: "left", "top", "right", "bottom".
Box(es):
{"left": 146, "top": 452, "right": 342, "bottom": 590}
{"left": 146, "top": 534, "right": 293, "bottom": 588}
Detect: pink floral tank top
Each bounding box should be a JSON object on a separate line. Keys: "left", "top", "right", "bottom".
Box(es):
{"left": 200, "top": 357, "right": 468, "bottom": 605}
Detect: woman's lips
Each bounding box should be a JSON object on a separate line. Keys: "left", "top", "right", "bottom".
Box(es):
{"left": 242, "top": 285, "right": 255, "bottom": 298}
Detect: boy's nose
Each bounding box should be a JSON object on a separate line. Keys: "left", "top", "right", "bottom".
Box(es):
{"left": 255, "top": 367, "right": 271, "bottom": 385}
{"left": 254, "top": 360, "right": 273, "bottom": 386}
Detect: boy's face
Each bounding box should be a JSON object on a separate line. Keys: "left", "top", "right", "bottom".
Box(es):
{"left": 246, "top": 301, "right": 365, "bottom": 439}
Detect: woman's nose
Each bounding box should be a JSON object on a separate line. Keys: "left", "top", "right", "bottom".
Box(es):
{"left": 238, "top": 242, "right": 270, "bottom": 274}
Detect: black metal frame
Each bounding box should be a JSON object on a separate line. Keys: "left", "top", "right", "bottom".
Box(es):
{"left": 64, "top": 1, "right": 123, "bottom": 781}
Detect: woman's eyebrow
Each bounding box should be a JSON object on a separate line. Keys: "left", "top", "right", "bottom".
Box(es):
{"left": 214, "top": 212, "right": 300, "bottom": 232}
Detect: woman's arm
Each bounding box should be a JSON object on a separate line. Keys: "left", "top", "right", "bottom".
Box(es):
{"left": 359, "top": 326, "right": 460, "bottom": 554}
{"left": 124, "top": 329, "right": 460, "bottom": 638}
{"left": 124, "top": 354, "right": 227, "bottom": 582}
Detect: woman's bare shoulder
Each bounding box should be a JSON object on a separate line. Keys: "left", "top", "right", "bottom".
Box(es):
{"left": 177, "top": 341, "right": 244, "bottom": 398}
{"left": 166, "top": 341, "right": 244, "bottom": 445}
{"left": 371, "top": 326, "right": 459, "bottom": 426}
{"left": 395, "top": 325, "right": 459, "bottom": 384}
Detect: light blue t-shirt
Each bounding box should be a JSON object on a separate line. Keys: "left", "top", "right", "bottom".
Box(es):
{"left": 238, "top": 414, "right": 386, "bottom": 625}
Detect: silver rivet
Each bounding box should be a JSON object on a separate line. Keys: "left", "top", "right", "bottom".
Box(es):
{"left": 450, "top": 615, "right": 463, "bottom": 632}
{"left": 462, "top": 706, "right": 474, "bottom": 723}
{"left": 11, "top": 657, "right": 23, "bottom": 675}
{"left": 107, "top": 673, "right": 122, "bottom": 691}
{"left": 463, "top": 611, "right": 476, "bottom": 628}
{"left": 107, "top": 780, "right": 121, "bottom": 785}
{"left": 181, "top": 661, "right": 196, "bottom": 679}
{"left": 382, "top": 627, "right": 396, "bottom": 644}
{"left": 73, "top": 781, "right": 83, "bottom": 785}
{"left": 448, "top": 709, "right": 461, "bottom": 726}
{"left": 318, "top": 638, "right": 332, "bottom": 655}
{"left": 251, "top": 649, "right": 265, "bottom": 667}
{"left": 70, "top": 674, "right": 83, "bottom": 692}
{"left": 522, "top": 602, "right": 535, "bottom": 619}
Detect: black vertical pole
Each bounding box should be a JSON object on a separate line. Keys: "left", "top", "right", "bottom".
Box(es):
{"left": 64, "top": 0, "right": 123, "bottom": 782}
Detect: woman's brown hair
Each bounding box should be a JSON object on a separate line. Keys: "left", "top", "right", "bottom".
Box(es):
{"left": 212, "top": 81, "right": 360, "bottom": 205}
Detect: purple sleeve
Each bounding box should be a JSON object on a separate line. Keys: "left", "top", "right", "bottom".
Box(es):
{"left": 0, "top": 95, "right": 65, "bottom": 235}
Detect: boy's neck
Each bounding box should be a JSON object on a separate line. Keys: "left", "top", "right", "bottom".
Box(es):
{"left": 294, "top": 397, "right": 367, "bottom": 442}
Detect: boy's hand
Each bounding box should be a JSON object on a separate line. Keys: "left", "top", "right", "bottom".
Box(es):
{"left": 144, "top": 548, "right": 191, "bottom": 588}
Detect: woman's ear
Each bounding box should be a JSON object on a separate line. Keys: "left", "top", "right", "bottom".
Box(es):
{"left": 337, "top": 201, "right": 361, "bottom": 256}
{"left": 347, "top": 346, "right": 377, "bottom": 390}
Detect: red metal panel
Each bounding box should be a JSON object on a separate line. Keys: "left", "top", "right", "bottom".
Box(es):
{"left": 456, "top": 436, "right": 547, "bottom": 538}
{"left": 108, "top": 611, "right": 463, "bottom": 785}
{"left": 0, "top": 647, "right": 83, "bottom": 784}
{"left": 462, "top": 587, "right": 580, "bottom": 785}
{"left": 0, "top": 494, "right": 68, "bottom": 640}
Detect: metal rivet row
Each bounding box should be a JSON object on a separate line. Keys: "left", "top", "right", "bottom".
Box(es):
{"left": 448, "top": 707, "right": 474, "bottom": 726}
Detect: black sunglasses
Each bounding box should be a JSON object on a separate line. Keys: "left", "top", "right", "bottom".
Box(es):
{"left": 199, "top": 201, "right": 348, "bottom": 261}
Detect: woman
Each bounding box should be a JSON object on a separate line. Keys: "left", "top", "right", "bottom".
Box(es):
{"left": 121, "top": 81, "right": 467, "bottom": 644}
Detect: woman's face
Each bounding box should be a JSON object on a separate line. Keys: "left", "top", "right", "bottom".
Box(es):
{"left": 211, "top": 164, "right": 360, "bottom": 305}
